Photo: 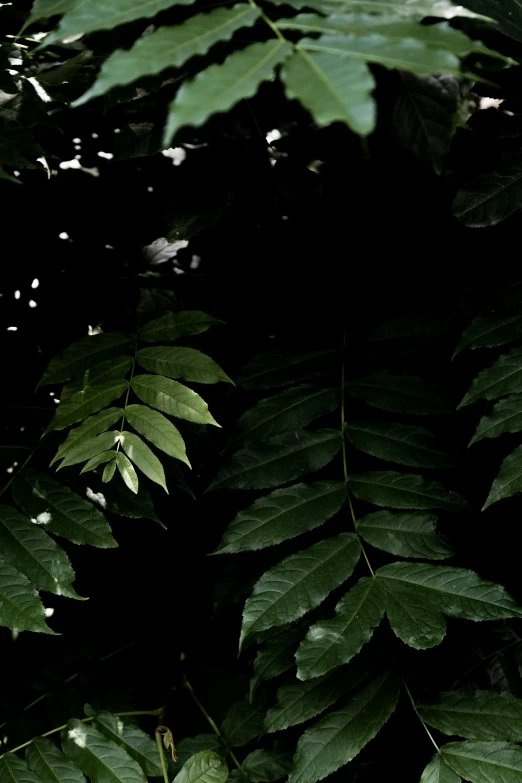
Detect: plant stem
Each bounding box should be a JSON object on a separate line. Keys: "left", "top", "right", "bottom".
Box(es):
{"left": 117, "top": 335, "right": 139, "bottom": 451}
{"left": 247, "top": 0, "right": 287, "bottom": 42}
{"left": 402, "top": 679, "right": 440, "bottom": 753}
{"left": 0, "top": 446, "right": 38, "bottom": 500}
{"left": 155, "top": 729, "right": 170, "bottom": 783}
{"left": 182, "top": 676, "right": 241, "bottom": 770}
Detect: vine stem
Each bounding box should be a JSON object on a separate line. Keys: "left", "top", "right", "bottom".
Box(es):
{"left": 402, "top": 679, "right": 440, "bottom": 753}
{"left": 182, "top": 676, "right": 241, "bottom": 770}
{"left": 0, "top": 708, "right": 163, "bottom": 759}
{"left": 155, "top": 730, "right": 170, "bottom": 783}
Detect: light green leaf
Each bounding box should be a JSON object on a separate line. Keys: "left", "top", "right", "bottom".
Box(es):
{"left": 174, "top": 752, "right": 228, "bottom": 783}
{"left": 209, "top": 429, "right": 342, "bottom": 491}
{"left": 62, "top": 720, "right": 147, "bottom": 783}
{"left": 94, "top": 712, "right": 162, "bottom": 777}
{"left": 57, "top": 431, "right": 120, "bottom": 470}
{"left": 38, "top": 333, "right": 131, "bottom": 388}
{"left": 242, "top": 749, "right": 292, "bottom": 783}
{"left": 50, "top": 408, "right": 123, "bottom": 466}
{"left": 263, "top": 0, "right": 488, "bottom": 19}
{"left": 131, "top": 374, "right": 220, "bottom": 427}
{"left": 240, "top": 533, "right": 361, "bottom": 646}
{"left": 25, "top": 0, "right": 76, "bottom": 24}
{"left": 234, "top": 386, "right": 340, "bottom": 447}
{"left": 482, "top": 445, "right": 522, "bottom": 510}
{"left": 120, "top": 432, "right": 166, "bottom": 492}
{"left": 74, "top": 5, "right": 262, "bottom": 104}
{"left": 213, "top": 481, "right": 346, "bottom": 554}
{"left": 81, "top": 452, "right": 116, "bottom": 473}
{"left": 0, "top": 559, "right": 52, "bottom": 633}
{"left": 418, "top": 690, "right": 522, "bottom": 741}
{"left": 454, "top": 313, "right": 522, "bottom": 357}
{"left": 345, "top": 371, "right": 452, "bottom": 414}
{"left": 12, "top": 469, "right": 117, "bottom": 548}
{"left": 0, "top": 504, "right": 82, "bottom": 600}
{"left": 164, "top": 39, "right": 292, "bottom": 144}
{"left": 250, "top": 623, "right": 306, "bottom": 699}
{"left": 139, "top": 311, "right": 222, "bottom": 342}
{"left": 344, "top": 421, "right": 453, "bottom": 469}
{"left": 114, "top": 453, "right": 139, "bottom": 494}
{"left": 0, "top": 754, "right": 48, "bottom": 783}
{"left": 236, "top": 350, "right": 335, "bottom": 390}
{"left": 125, "top": 404, "right": 190, "bottom": 467}
{"left": 441, "top": 741, "right": 522, "bottom": 783}
{"left": 459, "top": 347, "right": 522, "bottom": 408}
{"left": 221, "top": 699, "right": 266, "bottom": 747}
{"left": 282, "top": 50, "right": 375, "bottom": 136}
{"left": 377, "top": 561, "right": 522, "bottom": 649}
{"left": 264, "top": 662, "right": 367, "bottom": 733}
{"left": 296, "top": 576, "right": 386, "bottom": 679}
{"left": 420, "top": 754, "right": 461, "bottom": 783}
{"left": 288, "top": 671, "right": 399, "bottom": 783}
{"left": 469, "top": 395, "right": 522, "bottom": 445}
{"left": 102, "top": 460, "right": 117, "bottom": 483}
{"left": 136, "top": 346, "right": 232, "bottom": 385}
{"left": 49, "top": 381, "right": 128, "bottom": 431}
{"left": 357, "top": 510, "right": 453, "bottom": 559}
{"left": 347, "top": 471, "right": 469, "bottom": 511}
{"left": 26, "top": 737, "right": 87, "bottom": 783}
{"left": 453, "top": 163, "right": 522, "bottom": 228}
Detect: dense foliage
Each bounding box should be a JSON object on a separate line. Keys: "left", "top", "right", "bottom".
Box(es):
{"left": 4, "top": 0, "right": 522, "bottom": 782}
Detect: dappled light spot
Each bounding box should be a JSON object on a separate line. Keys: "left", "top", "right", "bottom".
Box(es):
{"left": 91, "top": 132, "right": 99, "bottom": 139}
{"left": 14, "top": 290, "right": 20, "bottom": 299}
{"left": 59, "top": 232, "right": 70, "bottom": 240}
{"left": 147, "top": 186, "right": 153, "bottom": 192}
{"left": 113, "top": 128, "right": 121, "bottom": 133}
{"left": 161, "top": 147, "right": 186, "bottom": 166}
{"left": 97, "top": 151, "right": 114, "bottom": 160}
{"left": 266, "top": 129, "right": 281, "bottom": 143}
{"left": 31, "top": 278, "right": 39, "bottom": 289}
{"left": 59, "top": 159, "right": 82, "bottom": 170}
{"left": 88, "top": 325, "right": 103, "bottom": 335}
{"left": 68, "top": 724, "right": 87, "bottom": 747}
{"left": 72, "top": 137, "right": 81, "bottom": 144}
{"left": 7, "top": 326, "right": 17, "bottom": 331}
{"left": 74, "top": 145, "right": 81, "bottom": 151}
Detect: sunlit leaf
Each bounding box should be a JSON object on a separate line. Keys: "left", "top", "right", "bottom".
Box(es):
{"left": 131, "top": 375, "right": 220, "bottom": 427}
{"left": 56, "top": 431, "right": 119, "bottom": 470}
{"left": 136, "top": 347, "right": 232, "bottom": 385}
{"left": 420, "top": 754, "right": 461, "bottom": 783}
{"left": 62, "top": 720, "right": 147, "bottom": 783}
{"left": 139, "top": 311, "right": 222, "bottom": 342}
{"left": 50, "top": 408, "right": 123, "bottom": 466}
{"left": 125, "top": 404, "right": 190, "bottom": 466}
{"left": 120, "top": 432, "right": 167, "bottom": 491}
{"left": 94, "top": 712, "right": 162, "bottom": 777}
{"left": 0, "top": 558, "right": 53, "bottom": 633}
{"left": 38, "top": 333, "right": 131, "bottom": 388}
{"left": 174, "top": 752, "right": 228, "bottom": 783}
{"left": 441, "top": 741, "right": 522, "bottom": 783}
{"left": 81, "top": 452, "right": 116, "bottom": 473}
{"left": 26, "top": 737, "right": 87, "bottom": 783}
{"left": 49, "top": 381, "right": 128, "bottom": 431}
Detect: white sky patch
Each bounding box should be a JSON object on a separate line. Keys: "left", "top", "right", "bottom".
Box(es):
{"left": 29, "top": 300, "right": 37, "bottom": 308}
{"left": 31, "top": 278, "right": 39, "bottom": 289}
{"left": 161, "top": 147, "right": 186, "bottom": 166}
{"left": 14, "top": 290, "right": 20, "bottom": 299}
{"left": 59, "top": 231, "right": 69, "bottom": 240}
{"left": 97, "top": 151, "right": 114, "bottom": 159}
{"left": 266, "top": 129, "right": 282, "bottom": 143}
{"left": 7, "top": 326, "right": 17, "bottom": 331}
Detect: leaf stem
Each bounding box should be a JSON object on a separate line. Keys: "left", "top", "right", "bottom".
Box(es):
{"left": 402, "top": 679, "right": 440, "bottom": 754}
{"left": 117, "top": 334, "right": 139, "bottom": 451}
{"left": 0, "top": 446, "right": 39, "bottom": 500}
{"left": 182, "top": 675, "right": 241, "bottom": 770}
{"left": 247, "top": 0, "right": 287, "bottom": 43}
{"left": 155, "top": 729, "right": 170, "bottom": 783}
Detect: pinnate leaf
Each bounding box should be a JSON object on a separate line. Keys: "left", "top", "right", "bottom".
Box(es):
{"left": 26, "top": 0, "right": 75, "bottom": 25}
{"left": 136, "top": 347, "right": 232, "bottom": 385}
{"left": 344, "top": 421, "right": 453, "bottom": 469}
{"left": 81, "top": 452, "right": 117, "bottom": 473}
{"left": 458, "top": 347, "right": 522, "bottom": 407}
{"left": 418, "top": 690, "right": 522, "bottom": 741}
{"left": 347, "top": 471, "right": 469, "bottom": 511}
{"left": 50, "top": 381, "right": 128, "bottom": 431}
{"left": 221, "top": 700, "right": 266, "bottom": 747}
{"left": 0, "top": 558, "right": 52, "bottom": 633}
{"left": 357, "top": 510, "right": 453, "bottom": 559}
{"left": 38, "top": 333, "right": 131, "bottom": 388}
{"left": 125, "top": 404, "right": 190, "bottom": 467}
{"left": 102, "top": 459, "right": 117, "bottom": 483}
{"left": 174, "top": 752, "right": 228, "bottom": 783}
{"left": 345, "top": 371, "right": 452, "bottom": 414}
{"left": 241, "top": 749, "right": 292, "bottom": 783}
{"left": 62, "top": 720, "right": 147, "bottom": 783}
{"left": 236, "top": 350, "right": 335, "bottom": 390}
{"left": 50, "top": 408, "right": 123, "bottom": 466}
{"left": 240, "top": 533, "right": 361, "bottom": 646}
{"left": 0, "top": 754, "right": 47, "bottom": 783}
{"left": 209, "top": 430, "right": 342, "bottom": 491}
{"left": 453, "top": 163, "right": 522, "bottom": 228}
{"left": 57, "top": 431, "right": 119, "bottom": 470}
{"left": 120, "top": 432, "right": 166, "bottom": 492}
{"left": 482, "top": 445, "right": 522, "bottom": 510}
{"left": 420, "top": 754, "right": 461, "bottom": 783}
{"left": 94, "top": 712, "right": 162, "bottom": 777}
{"left": 131, "top": 375, "right": 220, "bottom": 427}
{"left": 470, "top": 395, "right": 522, "bottom": 445}
{"left": 213, "top": 481, "right": 346, "bottom": 554}
{"left": 139, "top": 311, "right": 222, "bottom": 342}
{"left": 250, "top": 623, "right": 306, "bottom": 699}
{"left": 441, "top": 741, "right": 522, "bottom": 783}
{"left": 26, "top": 737, "right": 87, "bottom": 783}
{"left": 454, "top": 313, "right": 522, "bottom": 357}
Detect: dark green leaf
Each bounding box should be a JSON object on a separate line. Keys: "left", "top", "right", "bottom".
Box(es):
{"left": 459, "top": 347, "right": 522, "bottom": 407}
{"left": 94, "top": 711, "right": 162, "bottom": 777}
{"left": 0, "top": 558, "right": 52, "bottom": 633}
{"left": 174, "top": 752, "right": 228, "bottom": 783}
{"left": 87, "top": 481, "right": 160, "bottom": 523}
{"left": 420, "top": 754, "right": 461, "bottom": 783}
{"left": 236, "top": 350, "right": 335, "bottom": 390}
{"left": 345, "top": 371, "right": 452, "bottom": 415}
{"left": 441, "top": 741, "right": 522, "bottom": 783}
{"left": 209, "top": 429, "right": 342, "bottom": 491}
{"left": 288, "top": 671, "right": 399, "bottom": 783}
{"left": 457, "top": 0, "right": 522, "bottom": 41}
{"left": 0, "top": 754, "right": 48, "bottom": 783}
{"left": 50, "top": 381, "right": 128, "bottom": 431}
{"left": 347, "top": 471, "right": 469, "bottom": 511}
{"left": 131, "top": 375, "right": 220, "bottom": 427}
{"left": 213, "top": 481, "right": 346, "bottom": 554}
{"left": 221, "top": 699, "right": 266, "bottom": 747}
{"left": 418, "top": 690, "right": 522, "bottom": 741}
{"left": 51, "top": 409, "right": 123, "bottom": 466}
{"left": 344, "top": 421, "right": 453, "bottom": 468}
{"left": 139, "top": 311, "right": 222, "bottom": 342}
{"left": 125, "top": 404, "right": 190, "bottom": 467}
{"left": 454, "top": 313, "right": 522, "bottom": 357}
{"left": 62, "top": 720, "right": 147, "bottom": 783}
{"left": 453, "top": 163, "right": 522, "bottom": 228}
{"left": 469, "top": 395, "right": 522, "bottom": 445}
{"left": 38, "top": 333, "right": 131, "bottom": 388}
{"left": 26, "top": 737, "right": 87, "bottom": 783}
{"left": 357, "top": 510, "right": 453, "bottom": 559}
{"left": 250, "top": 624, "right": 306, "bottom": 699}
{"left": 120, "top": 432, "right": 166, "bottom": 492}
{"left": 242, "top": 750, "right": 292, "bottom": 783}
{"left": 136, "top": 347, "right": 232, "bottom": 385}
{"left": 482, "top": 445, "right": 522, "bottom": 510}
{"left": 240, "top": 533, "right": 361, "bottom": 646}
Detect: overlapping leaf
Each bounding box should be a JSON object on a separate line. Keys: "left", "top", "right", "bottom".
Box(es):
{"left": 347, "top": 471, "right": 469, "bottom": 511}
{"left": 131, "top": 375, "right": 220, "bottom": 426}
{"left": 0, "top": 753, "right": 47, "bottom": 783}
{"left": 420, "top": 754, "right": 461, "bottom": 783}
{"left": 26, "top": 737, "right": 87, "bottom": 783}
{"left": 120, "top": 431, "right": 168, "bottom": 492}
{"left": 357, "top": 510, "right": 453, "bottom": 559}
{"left": 345, "top": 371, "right": 453, "bottom": 414}
{"left": 62, "top": 721, "right": 147, "bottom": 783}
{"left": 221, "top": 699, "right": 266, "bottom": 747}
{"left": 139, "top": 311, "right": 222, "bottom": 343}
{"left": 250, "top": 624, "right": 306, "bottom": 699}
{"left": 454, "top": 313, "right": 522, "bottom": 357}
{"left": 125, "top": 404, "right": 190, "bottom": 467}
{"left": 418, "top": 690, "right": 522, "bottom": 741}
{"left": 459, "top": 347, "right": 522, "bottom": 407}
{"left": 482, "top": 445, "right": 522, "bottom": 509}
{"left": 441, "top": 741, "right": 522, "bottom": 783}
{"left": 56, "top": 431, "right": 119, "bottom": 470}
{"left": 236, "top": 350, "right": 335, "bottom": 390}
{"left": 49, "top": 381, "right": 128, "bottom": 431}
{"left": 174, "top": 751, "right": 228, "bottom": 783}
{"left": 242, "top": 749, "right": 292, "bottom": 783}
{"left": 135, "top": 347, "right": 232, "bottom": 385}
{"left": 50, "top": 408, "right": 123, "bottom": 466}
{"left": 469, "top": 395, "right": 522, "bottom": 445}
{"left": 38, "top": 333, "right": 131, "bottom": 388}
{"left": 0, "top": 558, "right": 52, "bottom": 633}
{"left": 344, "top": 421, "right": 453, "bottom": 468}
{"left": 94, "top": 712, "right": 162, "bottom": 777}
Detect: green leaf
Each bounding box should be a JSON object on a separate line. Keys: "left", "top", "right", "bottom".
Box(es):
{"left": 420, "top": 754, "right": 461, "bottom": 783}
{"left": 50, "top": 381, "right": 128, "bottom": 431}
{"left": 173, "top": 738, "right": 226, "bottom": 773}
{"left": 345, "top": 371, "right": 453, "bottom": 415}
{"left": 120, "top": 432, "right": 167, "bottom": 492}
{"left": 164, "top": 40, "right": 292, "bottom": 145}
{"left": 456, "top": 0, "right": 522, "bottom": 41}
{"left": 0, "top": 754, "right": 48, "bottom": 783}
{"left": 74, "top": 4, "right": 262, "bottom": 105}
{"left": 344, "top": 421, "right": 453, "bottom": 469}
{"left": 288, "top": 671, "right": 399, "bottom": 783}
{"left": 62, "top": 720, "right": 147, "bottom": 783}
{"left": 441, "top": 741, "right": 522, "bottom": 783}
{"left": 234, "top": 386, "right": 340, "bottom": 447}
{"left": 94, "top": 712, "right": 162, "bottom": 777}
{"left": 57, "top": 431, "right": 120, "bottom": 470}
{"left": 454, "top": 313, "right": 522, "bottom": 357}
{"left": 50, "top": 408, "right": 123, "bottom": 466}
{"left": 264, "top": 0, "right": 488, "bottom": 18}
{"left": 250, "top": 623, "right": 306, "bottom": 699}
{"left": 240, "top": 533, "right": 361, "bottom": 646}
{"left": 469, "top": 395, "right": 522, "bottom": 445}
{"left": 136, "top": 347, "right": 232, "bottom": 385}
{"left": 213, "top": 481, "right": 346, "bottom": 554}
{"left": 377, "top": 561, "right": 522, "bottom": 649}
{"left": 38, "top": 333, "right": 131, "bottom": 388}
{"left": 102, "top": 460, "right": 117, "bottom": 483}
{"left": 12, "top": 469, "right": 117, "bottom": 548}
{"left": 26, "top": 737, "right": 87, "bottom": 783}
{"left": 209, "top": 429, "right": 342, "bottom": 491}
{"left": 80, "top": 356, "right": 133, "bottom": 387}
{"left": 347, "top": 471, "right": 469, "bottom": 511}
{"left": 281, "top": 50, "right": 375, "bottom": 136}
{"left": 0, "top": 504, "right": 82, "bottom": 600}
{"left": 81, "top": 452, "right": 116, "bottom": 473}
{"left": 482, "top": 445, "right": 522, "bottom": 510}
{"left": 174, "top": 752, "right": 228, "bottom": 783}
{"left": 264, "top": 661, "right": 368, "bottom": 734}
{"left": 236, "top": 350, "right": 335, "bottom": 390}
{"left": 295, "top": 577, "right": 386, "bottom": 679}
{"left": 139, "top": 311, "right": 222, "bottom": 342}
{"left": 0, "top": 559, "right": 52, "bottom": 633}
{"left": 125, "top": 404, "right": 190, "bottom": 467}
{"left": 357, "top": 510, "right": 453, "bottom": 559}
{"left": 221, "top": 699, "right": 266, "bottom": 747}
{"left": 131, "top": 375, "right": 220, "bottom": 427}
{"left": 458, "top": 347, "right": 522, "bottom": 408}
{"left": 418, "top": 690, "right": 522, "bottom": 741}
{"left": 242, "top": 750, "right": 292, "bottom": 783}
{"left": 453, "top": 163, "right": 522, "bottom": 228}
